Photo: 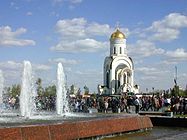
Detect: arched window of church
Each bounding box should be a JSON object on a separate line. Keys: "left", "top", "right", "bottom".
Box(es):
{"left": 114, "top": 47, "right": 116, "bottom": 54}
{"left": 118, "top": 74, "right": 121, "bottom": 88}
{"left": 118, "top": 80, "right": 120, "bottom": 88}
{"left": 127, "top": 72, "right": 130, "bottom": 83}
{"left": 106, "top": 72, "right": 110, "bottom": 88}
{"left": 120, "top": 47, "right": 122, "bottom": 54}
{"left": 124, "top": 74, "right": 126, "bottom": 84}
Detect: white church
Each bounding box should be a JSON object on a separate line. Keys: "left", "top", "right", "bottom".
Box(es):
{"left": 99, "top": 28, "right": 139, "bottom": 95}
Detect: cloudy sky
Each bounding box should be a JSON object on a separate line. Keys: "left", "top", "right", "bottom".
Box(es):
{"left": 0, "top": 0, "right": 187, "bottom": 92}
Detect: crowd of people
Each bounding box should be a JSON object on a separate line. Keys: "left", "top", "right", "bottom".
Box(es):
{"left": 68, "top": 94, "right": 187, "bottom": 115}
{"left": 2, "top": 95, "right": 19, "bottom": 110}
{"left": 139, "top": 95, "right": 187, "bottom": 115}
{"left": 2, "top": 93, "right": 187, "bottom": 115}
{"left": 2, "top": 95, "right": 56, "bottom": 111}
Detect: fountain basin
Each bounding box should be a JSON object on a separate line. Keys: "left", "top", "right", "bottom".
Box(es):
{"left": 0, "top": 114, "right": 152, "bottom": 140}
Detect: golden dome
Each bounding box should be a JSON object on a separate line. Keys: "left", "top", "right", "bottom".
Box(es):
{"left": 110, "top": 29, "right": 126, "bottom": 39}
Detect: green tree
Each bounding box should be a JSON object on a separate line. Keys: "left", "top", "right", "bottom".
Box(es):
{"left": 36, "top": 78, "right": 44, "bottom": 96}
{"left": 77, "top": 88, "right": 81, "bottom": 95}
{"left": 84, "top": 85, "right": 89, "bottom": 95}
{"left": 12, "top": 84, "right": 21, "bottom": 97}
{"left": 184, "top": 85, "right": 187, "bottom": 97}
{"left": 170, "top": 85, "right": 181, "bottom": 97}
{"left": 91, "top": 92, "right": 97, "bottom": 98}
{"left": 178, "top": 85, "right": 187, "bottom": 97}
{"left": 5, "top": 84, "right": 21, "bottom": 97}
{"left": 44, "top": 85, "right": 56, "bottom": 97}
{"left": 70, "top": 84, "right": 75, "bottom": 95}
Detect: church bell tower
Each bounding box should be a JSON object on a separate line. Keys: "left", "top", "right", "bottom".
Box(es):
{"left": 103, "top": 28, "right": 137, "bottom": 94}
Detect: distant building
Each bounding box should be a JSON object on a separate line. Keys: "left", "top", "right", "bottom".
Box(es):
{"left": 102, "top": 28, "right": 139, "bottom": 94}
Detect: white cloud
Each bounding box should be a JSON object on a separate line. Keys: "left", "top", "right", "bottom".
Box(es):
{"left": 136, "top": 67, "right": 157, "bottom": 73}
{"left": 10, "top": 2, "right": 15, "bottom": 7}
{"left": 3, "top": 70, "right": 22, "bottom": 85}
{"left": 52, "top": 0, "right": 83, "bottom": 4}
{"left": 26, "top": 12, "right": 33, "bottom": 16}
{"left": 0, "top": 61, "right": 22, "bottom": 70}
{"left": 53, "top": 17, "right": 129, "bottom": 53}
{"left": 0, "top": 26, "right": 35, "bottom": 47}
{"left": 0, "top": 61, "right": 52, "bottom": 71}
{"left": 70, "top": 0, "right": 82, "bottom": 4}
{"left": 74, "top": 69, "right": 102, "bottom": 76}
{"left": 0, "top": 61, "right": 23, "bottom": 85}
{"left": 135, "top": 66, "right": 171, "bottom": 91}
{"left": 136, "top": 66, "right": 169, "bottom": 77}
{"left": 159, "top": 60, "right": 177, "bottom": 65}
{"left": 56, "top": 18, "right": 87, "bottom": 39}
{"left": 129, "top": 40, "right": 165, "bottom": 58}
{"left": 180, "top": 73, "right": 187, "bottom": 78}
{"left": 146, "top": 13, "right": 187, "bottom": 42}
{"left": 50, "top": 11, "right": 59, "bottom": 18}
{"left": 162, "top": 48, "right": 187, "bottom": 64}
{"left": 166, "top": 48, "right": 187, "bottom": 58}
{"left": 67, "top": 69, "right": 103, "bottom": 92}
{"left": 136, "top": 67, "right": 162, "bottom": 76}
{"left": 152, "top": 13, "right": 187, "bottom": 29}
{"left": 140, "top": 76, "right": 157, "bottom": 80}
{"left": 9, "top": 2, "right": 19, "bottom": 10}
{"left": 0, "top": 61, "right": 52, "bottom": 86}
{"left": 33, "top": 64, "right": 51, "bottom": 71}
{"left": 150, "top": 28, "right": 180, "bottom": 42}
{"left": 51, "top": 38, "right": 108, "bottom": 53}
{"left": 55, "top": 18, "right": 113, "bottom": 39}
{"left": 86, "top": 23, "right": 112, "bottom": 36}
{"left": 55, "top": 18, "right": 129, "bottom": 39}
{"left": 49, "top": 58, "right": 80, "bottom": 65}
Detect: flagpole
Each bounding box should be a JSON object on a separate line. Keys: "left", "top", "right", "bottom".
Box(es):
{"left": 175, "top": 66, "right": 177, "bottom": 86}
{"left": 174, "top": 66, "right": 179, "bottom": 96}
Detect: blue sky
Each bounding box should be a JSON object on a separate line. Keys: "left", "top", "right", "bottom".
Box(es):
{"left": 0, "top": 0, "right": 187, "bottom": 93}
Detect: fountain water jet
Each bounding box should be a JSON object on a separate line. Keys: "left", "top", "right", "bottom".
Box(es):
{"left": 0, "top": 61, "right": 93, "bottom": 123}
{"left": 56, "top": 63, "right": 69, "bottom": 115}
{"left": 20, "top": 61, "right": 35, "bottom": 118}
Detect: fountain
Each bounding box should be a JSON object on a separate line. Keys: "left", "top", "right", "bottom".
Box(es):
{"left": 0, "top": 61, "right": 152, "bottom": 140}
{"left": 18, "top": 61, "right": 80, "bottom": 120}
{"left": 56, "top": 62, "right": 69, "bottom": 115}
{"left": 20, "top": 61, "right": 36, "bottom": 118}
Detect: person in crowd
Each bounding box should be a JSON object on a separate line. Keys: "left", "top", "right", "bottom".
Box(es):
{"left": 104, "top": 99, "right": 109, "bottom": 113}
{"left": 134, "top": 97, "right": 140, "bottom": 114}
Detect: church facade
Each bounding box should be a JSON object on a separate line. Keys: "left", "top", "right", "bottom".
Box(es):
{"left": 102, "top": 28, "right": 139, "bottom": 94}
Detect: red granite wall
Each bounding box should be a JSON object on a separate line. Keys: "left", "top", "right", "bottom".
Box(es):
{"left": 0, "top": 116, "right": 152, "bottom": 140}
